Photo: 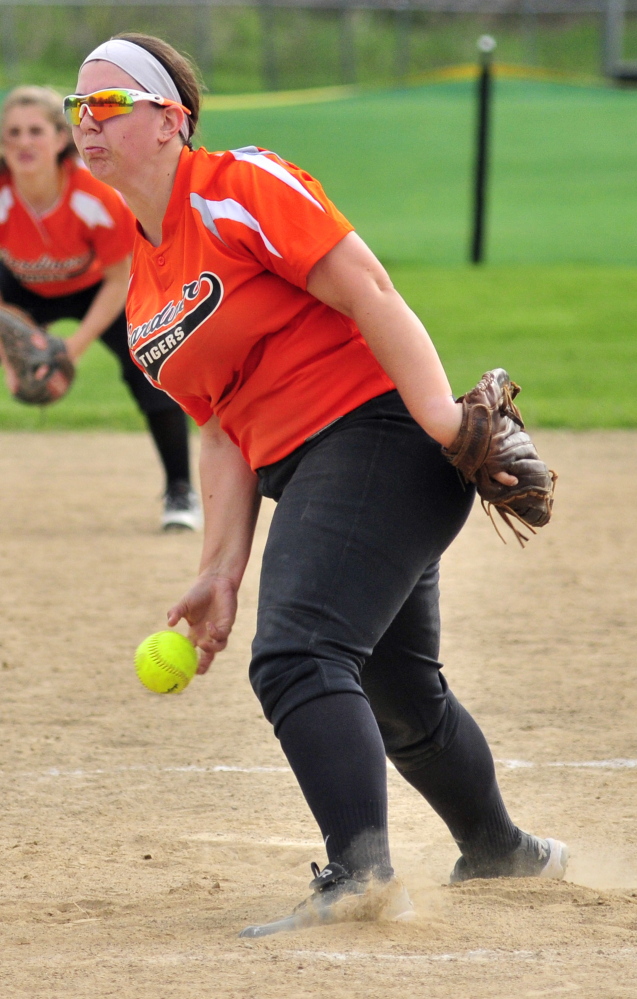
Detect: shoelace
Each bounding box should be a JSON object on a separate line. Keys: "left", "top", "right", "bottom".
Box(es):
{"left": 307, "top": 861, "right": 351, "bottom": 894}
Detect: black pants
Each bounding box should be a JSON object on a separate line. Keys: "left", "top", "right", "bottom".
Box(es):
{"left": 253, "top": 390, "right": 472, "bottom": 743}
{"left": 252, "top": 391, "right": 519, "bottom": 872}
{"left": 0, "top": 265, "right": 178, "bottom": 415}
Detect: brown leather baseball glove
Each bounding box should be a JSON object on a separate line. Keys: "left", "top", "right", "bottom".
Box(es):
{"left": 0, "top": 306, "right": 75, "bottom": 406}
{"left": 442, "top": 368, "right": 556, "bottom": 547}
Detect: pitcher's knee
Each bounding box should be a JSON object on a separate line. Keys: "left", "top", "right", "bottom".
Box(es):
{"left": 384, "top": 691, "right": 461, "bottom": 773}
{"left": 249, "top": 652, "right": 364, "bottom": 732}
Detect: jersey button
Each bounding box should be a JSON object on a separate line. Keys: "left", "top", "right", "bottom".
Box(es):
{"left": 157, "top": 255, "right": 165, "bottom": 266}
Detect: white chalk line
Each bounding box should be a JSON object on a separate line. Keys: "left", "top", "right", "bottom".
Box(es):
{"left": 2, "top": 758, "right": 637, "bottom": 783}
{"left": 134, "top": 947, "right": 577, "bottom": 967}
{"left": 0, "top": 763, "right": 290, "bottom": 781}
{"left": 283, "top": 946, "right": 637, "bottom": 968}
{"left": 184, "top": 832, "right": 323, "bottom": 846}
{"left": 495, "top": 758, "right": 637, "bottom": 770}
{"left": 19, "top": 945, "right": 637, "bottom": 970}
{"left": 288, "top": 947, "right": 544, "bottom": 964}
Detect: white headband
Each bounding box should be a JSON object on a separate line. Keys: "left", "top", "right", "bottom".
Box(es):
{"left": 80, "top": 38, "right": 190, "bottom": 142}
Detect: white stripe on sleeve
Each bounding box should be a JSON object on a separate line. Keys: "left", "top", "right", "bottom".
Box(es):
{"left": 190, "top": 193, "right": 282, "bottom": 258}
{"left": 0, "top": 185, "right": 15, "bottom": 224}
{"left": 230, "top": 146, "right": 326, "bottom": 213}
{"left": 69, "top": 190, "right": 115, "bottom": 229}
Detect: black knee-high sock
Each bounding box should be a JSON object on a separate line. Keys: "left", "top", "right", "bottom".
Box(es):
{"left": 146, "top": 409, "right": 191, "bottom": 488}
{"left": 278, "top": 692, "right": 392, "bottom": 878}
{"left": 396, "top": 701, "right": 520, "bottom": 864}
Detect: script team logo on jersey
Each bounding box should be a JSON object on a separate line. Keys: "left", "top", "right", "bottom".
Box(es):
{"left": 129, "top": 271, "right": 224, "bottom": 382}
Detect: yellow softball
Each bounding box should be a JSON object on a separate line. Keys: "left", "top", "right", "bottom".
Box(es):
{"left": 134, "top": 630, "right": 198, "bottom": 694}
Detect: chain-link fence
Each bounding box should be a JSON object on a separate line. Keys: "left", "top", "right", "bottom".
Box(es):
{"left": 0, "top": 1, "right": 635, "bottom": 92}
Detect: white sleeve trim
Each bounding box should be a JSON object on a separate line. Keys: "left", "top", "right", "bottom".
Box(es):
{"left": 190, "top": 193, "right": 282, "bottom": 258}
{"left": 0, "top": 185, "right": 14, "bottom": 224}
{"left": 230, "top": 146, "right": 326, "bottom": 213}
{"left": 69, "top": 190, "right": 115, "bottom": 229}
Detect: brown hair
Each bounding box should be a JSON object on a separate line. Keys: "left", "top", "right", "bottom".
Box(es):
{"left": 0, "top": 86, "right": 76, "bottom": 171}
{"left": 113, "top": 32, "right": 202, "bottom": 147}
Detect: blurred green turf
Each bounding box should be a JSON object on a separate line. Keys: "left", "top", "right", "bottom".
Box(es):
{"left": 1, "top": 263, "right": 635, "bottom": 430}
{"left": 391, "top": 264, "right": 637, "bottom": 428}
{"left": 199, "top": 80, "right": 637, "bottom": 266}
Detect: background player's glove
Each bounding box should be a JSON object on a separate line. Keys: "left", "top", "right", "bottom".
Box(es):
{"left": 0, "top": 306, "right": 75, "bottom": 406}
{"left": 442, "top": 368, "right": 556, "bottom": 547}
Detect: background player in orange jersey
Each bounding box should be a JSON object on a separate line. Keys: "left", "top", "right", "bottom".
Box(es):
{"left": 69, "top": 34, "right": 568, "bottom": 935}
{"left": 0, "top": 85, "right": 200, "bottom": 531}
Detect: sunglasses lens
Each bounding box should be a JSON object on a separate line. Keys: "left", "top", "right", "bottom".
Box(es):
{"left": 63, "top": 98, "right": 82, "bottom": 126}
{"left": 63, "top": 91, "right": 134, "bottom": 126}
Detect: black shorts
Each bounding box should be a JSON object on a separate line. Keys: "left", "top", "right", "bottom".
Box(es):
{"left": 0, "top": 263, "right": 180, "bottom": 415}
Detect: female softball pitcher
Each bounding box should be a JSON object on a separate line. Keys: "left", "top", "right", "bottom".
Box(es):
{"left": 68, "top": 33, "right": 568, "bottom": 936}
{"left": 0, "top": 85, "right": 199, "bottom": 531}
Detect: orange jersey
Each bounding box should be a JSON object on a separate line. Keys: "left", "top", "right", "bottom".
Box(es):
{"left": 0, "top": 158, "right": 135, "bottom": 297}
{"left": 127, "top": 145, "right": 394, "bottom": 469}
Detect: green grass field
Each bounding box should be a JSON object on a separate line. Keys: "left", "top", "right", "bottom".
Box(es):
{"left": 199, "top": 79, "right": 637, "bottom": 267}
{"left": 1, "top": 80, "right": 635, "bottom": 431}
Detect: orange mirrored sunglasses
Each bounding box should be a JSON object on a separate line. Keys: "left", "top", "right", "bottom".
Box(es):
{"left": 63, "top": 88, "right": 191, "bottom": 126}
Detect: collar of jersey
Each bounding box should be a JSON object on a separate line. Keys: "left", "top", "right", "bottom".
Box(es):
{"left": 13, "top": 157, "right": 73, "bottom": 226}
{"left": 136, "top": 145, "right": 194, "bottom": 251}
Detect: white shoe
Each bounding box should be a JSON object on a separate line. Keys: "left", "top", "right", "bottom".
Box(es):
{"left": 450, "top": 832, "right": 569, "bottom": 883}
{"left": 161, "top": 481, "right": 202, "bottom": 532}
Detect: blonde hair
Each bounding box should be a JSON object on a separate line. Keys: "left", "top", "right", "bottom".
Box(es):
{"left": 0, "top": 86, "right": 76, "bottom": 170}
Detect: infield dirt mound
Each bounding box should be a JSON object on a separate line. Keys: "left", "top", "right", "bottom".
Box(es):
{"left": 1, "top": 430, "right": 636, "bottom": 998}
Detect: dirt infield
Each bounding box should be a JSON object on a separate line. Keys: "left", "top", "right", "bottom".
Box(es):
{"left": 1, "top": 430, "right": 637, "bottom": 999}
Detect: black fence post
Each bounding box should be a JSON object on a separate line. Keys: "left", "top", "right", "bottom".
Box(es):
{"left": 470, "top": 35, "right": 496, "bottom": 265}
{"left": 394, "top": 0, "right": 411, "bottom": 83}
{"left": 0, "top": 4, "right": 19, "bottom": 87}
{"left": 259, "top": 0, "right": 279, "bottom": 92}
{"left": 521, "top": 0, "right": 538, "bottom": 66}
{"left": 193, "top": 2, "right": 214, "bottom": 89}
{"left": 339, "top": 0, "right": 356, "bottom": 85}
